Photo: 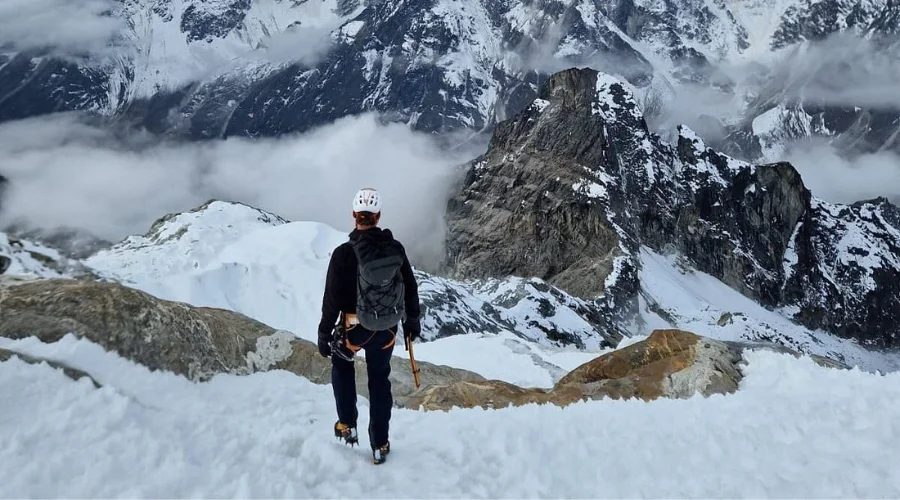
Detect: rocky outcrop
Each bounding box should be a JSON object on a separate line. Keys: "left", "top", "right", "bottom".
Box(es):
{"left": 446, "top": 67, "right": 900, "bottom": 348}
{"left": 556, "top": 329, "right": 743, "bottom": 400}
{"left": 274, "top": 342, "right": 486, "bottom": 409}
{"left": 406, "top": 329, "right": 747, "bottom": 411}
{"left": 0, "top": 276, "right": 845, "bottom": 410}
{"left": 0, "top": 278, "right": 290, "bottom": 381}
{"left": 0, "top": 276, "right": 486, "bottom": 405}
{"left": 445, "top": 70, "right": 644, "bottom": 340}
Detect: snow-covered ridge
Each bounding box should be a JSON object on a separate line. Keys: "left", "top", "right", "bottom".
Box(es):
{"left": 82, "top": 200, "right": 615, "bottom": 382}
{"left": 5, "top": 194, "right": 900, "bottom": 378}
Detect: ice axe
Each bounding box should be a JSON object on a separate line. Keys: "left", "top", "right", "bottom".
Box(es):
{"left": 404, "top": 334, "right": 421, "bottom": 389}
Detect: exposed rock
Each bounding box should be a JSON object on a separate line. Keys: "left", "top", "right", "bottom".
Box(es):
{"left": 556, "top": 329, "right": 743, "bottom": 400}
{"left": 273, "top": 338, "right": 487, "bottom": 408}
{"left": 0, "top": 348, "right": 102, "bottom": 388}
{"left": 408, "top": 329, "right": 746, "bottom": 411}
{"left": 446, "top": 67, "right": 900, "bottom": 349}
{"left": 0, "top": 276, "right": 487, "bottom": 405}
{"left": 0, "top": 278, "right": 285, "bottom": 381}
{"left": 405, "top": 380, "right": 576, "bottom": 411}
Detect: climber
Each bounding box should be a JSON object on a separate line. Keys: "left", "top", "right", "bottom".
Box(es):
{"left": 317, "top": 187, "right": 421, "bottom": 465}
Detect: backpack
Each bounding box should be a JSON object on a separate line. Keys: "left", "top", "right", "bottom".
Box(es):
{"left": 350, "top": 233, "right": 406, "bottom": 331}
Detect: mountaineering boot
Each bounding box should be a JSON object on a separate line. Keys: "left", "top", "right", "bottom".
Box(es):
{"left": 334, "top": 421, "right": 358, "bottom": 446}
{"left": 372, "top": 441, "right": 390, "bottom": 465}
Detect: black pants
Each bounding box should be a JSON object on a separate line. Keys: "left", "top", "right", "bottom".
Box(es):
{"left": 331, "top": 326, "right": 396, "bottom": 449}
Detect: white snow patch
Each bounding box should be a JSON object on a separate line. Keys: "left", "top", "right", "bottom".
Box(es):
{"left": 2, "top": 334, "right": 900, "bottom": 498}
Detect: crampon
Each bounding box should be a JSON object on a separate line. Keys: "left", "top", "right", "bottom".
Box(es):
{"left": 334, "top": 421, "right": 358, "bottom": 446}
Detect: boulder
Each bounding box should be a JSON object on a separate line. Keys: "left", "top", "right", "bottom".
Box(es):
{"left": 556, "top": 329, "right": 743, "bottom": 400}
{"left": 407, "top": 329, "right": 747, "bottom": 411}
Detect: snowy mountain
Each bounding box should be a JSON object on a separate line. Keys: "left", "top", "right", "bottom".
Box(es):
{"left": 3, "top": 193, "right": 897, "bottom": 373}
{"left": 722, "top": 0, "right": 900, "bottom": 161}
{"left": 1, "top": 0, "right": 897, "bottom": 159}
{"left": 445, "top": 67, "right": 900, "bottom": 356}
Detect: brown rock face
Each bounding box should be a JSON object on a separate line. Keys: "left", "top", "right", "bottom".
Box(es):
{"left": 274, "top": 341, "right": 487, "bottom": 408}
{"left": 0, "top": 278, "right": 285, "bottom": 381}
{"left": 557, "top": 329, "right": 743, "bottom": 401}
{"left": 0, "top": 277, "right": 487, "bottom": 405}
{"left": 407, "top": 329, "right": 746, "bottom": 411}
{"left": 444, "top": 69, "right": 625, "bottom": 300}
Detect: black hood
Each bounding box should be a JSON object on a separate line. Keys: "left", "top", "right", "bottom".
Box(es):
{"left": 349, "top": 227, "right": 394, "bottom": 244}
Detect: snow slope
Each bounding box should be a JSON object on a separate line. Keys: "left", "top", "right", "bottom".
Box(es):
{"left": 0, "top": 232, "right": 72, "bottom": 279}
{"left": 83, "top": 201, "right": 604, "bottom": 387}
{"left": 2, "top": 334, "right": 899, "bottom": 498}
{"left": 637, "top": 248, "right": 900, "bottom": 374}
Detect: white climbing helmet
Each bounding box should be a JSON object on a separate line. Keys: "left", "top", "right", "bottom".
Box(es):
{"left": 352, "top": 187, "right": 382, "bottom": 214}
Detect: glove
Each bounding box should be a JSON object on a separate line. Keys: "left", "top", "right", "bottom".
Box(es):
{"left": 317, "top": 330, "right": 332, "bottom": 358}
{"left": 402, "top": 317, "right": 421, "bottom": 342}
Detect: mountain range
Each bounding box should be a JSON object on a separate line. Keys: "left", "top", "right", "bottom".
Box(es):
{"left": 1, "top": 0, "right": 899, "bottom": 160}
{"left": 3, "top": 66, "right": 899, "bottom": 369}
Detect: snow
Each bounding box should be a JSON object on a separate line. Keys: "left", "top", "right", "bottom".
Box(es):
{"left": 340, "top": 20, "right": 365, "bottom": 39}
{"left": 84, "top": 201, "right": 288, "bottom": 284}
{"left": 728, "top": 0, "right": 803, "bottom": 60}
{"left": 83, "top": 202, "right": 607, "bottom": 386}
{"left": 638, "top": 247, "right": 900, "bottom": 374}
{"left": 593, "top": 72, "right": 643, "bottom": 122}
{"left": 751, "top": 106, "right": 783, "bottom": 137}
{"left": 2, "top": 334, "right": 900, "bottom": 498}
{"left": 395, "top": 330, "right": 601, "bottom": 388}
{"left": 810, "top": 198, "right": 900, "bottom": 296}
{"left": 678, "top": 124, "right": 707, "bottom": 150}
{"left": 117, "top": 0, "right": 360, "bottom": 99}
{"left": 531, "top": 98, "right": 550, "bottom": 112}
{"left": 0, "top": 233, "right": 68, "bottom": 279}
{"left": 572, "top": 180, "right": 607, "bottom": 199}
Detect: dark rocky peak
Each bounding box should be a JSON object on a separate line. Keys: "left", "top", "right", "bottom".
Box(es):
{"left": 445, "top": 68, "right": 642, "bottom": 338}
{"left": 447, "top": 66, "right": 900, "bottom": 348}
{"left": 772, "top": 0, "right": 888, "bottom": 49}
{"left": 181, "top": 0, "right": 252, "bottom": 42}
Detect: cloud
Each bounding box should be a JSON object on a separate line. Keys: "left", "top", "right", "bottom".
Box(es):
{"left": 0, "top": 0, "right": 123, "bottom": 57}
{"left": 783, "top": 139, "right": 900, "bottom": 205}
{"left": 773, "top": 33, "right": 900, "bottom": 111}
{"left": 250, "top": 24, "right": 337, "bottom": 67}
{"left": 0, "top": 113, "right": 483, "bottom": 270}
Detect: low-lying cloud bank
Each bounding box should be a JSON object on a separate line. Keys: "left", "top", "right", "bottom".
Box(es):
{"left": 0, "top": 113, "right": 481, "bottom": 269}
{"left": 0, "top": 0, "right": 123, "bottom": 57}
{"left": 784, "top": 139, "right": 900, "bottom": 205}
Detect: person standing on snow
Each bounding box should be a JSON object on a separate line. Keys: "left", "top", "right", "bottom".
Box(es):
{"left": 317, "top": 187, "right": 421, "bottom": 465}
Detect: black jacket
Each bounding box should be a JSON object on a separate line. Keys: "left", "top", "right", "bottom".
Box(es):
{"left": 317, "top": 227, "right": 420, "bottom": 335}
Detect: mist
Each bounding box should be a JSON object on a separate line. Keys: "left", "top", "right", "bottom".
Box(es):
{"left": 775, "top": 33, "right": 900, "bottom": 111}
{"left": 783, "top": 139, "right": 900, "bottom": 205}
{"left": 0, "top": 114, "right": 483, "bottom": 270}
{"left": 0, "top": 0, "right": 123, "bottom": 57}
